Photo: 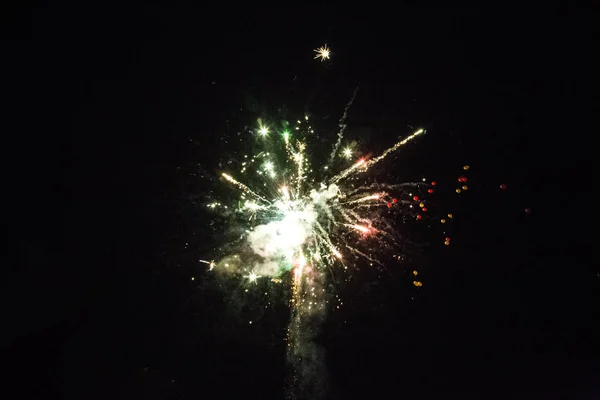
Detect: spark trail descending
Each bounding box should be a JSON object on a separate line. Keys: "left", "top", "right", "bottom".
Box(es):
{"left": 328, "top": 86, "right": 359, "bottom": 167}
{"left": 203, "top": 92, "right": 427, "bottom": 399}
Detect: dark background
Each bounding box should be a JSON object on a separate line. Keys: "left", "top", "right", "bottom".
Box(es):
{"left": 4, "top": 5, "right": 599, "bottom": 399}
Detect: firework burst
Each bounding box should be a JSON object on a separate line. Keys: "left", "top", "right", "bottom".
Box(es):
{"left": 313, "top": 44, "right": 331, "bottom": 61}
{"left": 202, "top": 124, "right": 425, "bottom": 281}
{"left": 200, "top": 90, "right": 428, "bottom": 398}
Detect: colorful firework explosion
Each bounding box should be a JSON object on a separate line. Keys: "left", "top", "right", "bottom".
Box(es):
{"left": 198, "top": 87, "right": 437, "bottom": 398}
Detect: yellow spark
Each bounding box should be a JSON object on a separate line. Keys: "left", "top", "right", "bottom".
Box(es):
{"left": 360, "top": 128, "right": 424, "bottom": 171}
{"left": 199, "top": 259, "right": 216, "bottom": 271}
{"left": 258, "top": 122, "right": 269, "bottom": 137}
{"left": 245, "top": 271, "right": 260, "bottom": 284}
{"left": 244, "top": 201, "right": 264, "bottom": 211}
{"left": 221, "top": 172, "right": 269, "bottom": 202}
{"left": 314, "top": 44, "right": 331, "bottom": 61}
{"left": 345, "top": 193, "right": 381, "bottom": 205}
{"left": 348, "top": 224, "right": 370, "bottom": 234}
{"left": 330, "top": 158, "right": 365, "bottom": 183}
{"left": 263, "top": 160, "right": 274, "bottom": 172}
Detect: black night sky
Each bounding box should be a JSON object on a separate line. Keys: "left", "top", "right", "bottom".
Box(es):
{"left": 5, "top": 5, "right": 599, "bottom": 400}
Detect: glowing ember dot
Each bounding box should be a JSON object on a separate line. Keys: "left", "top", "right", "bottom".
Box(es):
{"left": 463, "top": 165, "right": 470, "bottom": 170}
{"left": 441, "top": 218, "right": 446, "bottom": 223}
{"left": 392, "top": 198, "right": 397, "bottom": 203}
{"left": 444, "top": 241, "right": 450, "bottom": 246}
{"left": 419, "top": 203, "right": 424, "bottom": 208}
{"left": 500, "top": 183, "right": 507, "bottom": 190}
{"left": 416, "top": 214, "right": 422, "bottom": 220}
{"left": 387, "top": 203, "right": 392, "bottom": 208}
{"left": 462, "top": 185, "right": 468, "bottom": 190}
{"left": 448, "top": 213, "right": 453, "bottom": 218}
{"left": 422, "top": 207, "right": 427, "bottom": 212}
{"left": 431, "top": 181, "right": 437, "bottom": 186}
{"left": 428, "top": 189, "right": 434, "bottom": 193}
{"left": 456, "top": 188, "right": 461, "bottom": 193}
{"left": 445, "top": 237, "right": 451, "bottom": 241}
{"left": 413, "top": 195, "right": 419, "bottom": 201}
{"left": 413, "top": 270, "right": 418, "bottom": 276}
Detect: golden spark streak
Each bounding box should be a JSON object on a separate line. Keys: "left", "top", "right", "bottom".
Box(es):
{"left": 222, "top": 173, "right": 269, "bottom": 203}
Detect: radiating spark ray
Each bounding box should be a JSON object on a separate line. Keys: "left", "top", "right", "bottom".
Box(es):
{"left": 330, "top": 158, "right": 365, "bottom": 184}
{"left": 361, "top": 129, "right": 425, "bottom": 171}
{"left": 330, "top": 128, "right": 424, "bottom": 183}
{"left": 346, "top": 182, "right": 422, "bottom": 196}
{"left": 328, "top": 87, "right": 359, "bottom": 167}
{"left": 342, "top": 193, "right": 381, "bottom": 205}
{"left": 345, "top": 245, "right": 384, "bottom": 266}
{"left": 199, "top": 259, "right": 216, "bottom": 270}
{"left": 344, "top": 224, "right": 371, "bottom": 234}
{"left": 221, "top": 173, "right": 270, "bottom": 203}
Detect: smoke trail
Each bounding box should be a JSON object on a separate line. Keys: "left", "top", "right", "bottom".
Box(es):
{"left": 327, "top": 87, "right": 359, "bottom": 167}
{"left": 286, "top": 271, "right": 329, "bottom": 400}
